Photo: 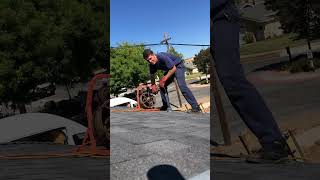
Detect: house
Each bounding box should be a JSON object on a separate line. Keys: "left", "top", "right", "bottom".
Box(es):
{"left": 239, "top": 0, "right": 283, "bottom": 43}
{"left": 184, "top": 57, "right": 198, "bottom": 75}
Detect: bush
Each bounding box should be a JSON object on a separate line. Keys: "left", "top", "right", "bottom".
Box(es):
{"left": 286, "top": 57, "right": 320, "bottom": 73}
{"left": 243, "top": 32, "right": 256, "bottom": 44}
{"left": 289, "top": 60, "right": 313, "bottom": 73}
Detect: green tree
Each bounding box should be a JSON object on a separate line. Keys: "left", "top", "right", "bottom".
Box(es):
{"left": 311, "top": 1, "right": 320, "bottom": 11}
{"left": 265, "top": 0, "right": 320, "bottom": 69}
{"left": 110, "top": 43, "right": 149, "bottom": 96}
{"left": 193, "top": 48, "right": 211, "bottom": 83}
{"left": 168, "top": 46, "right": 184, "bottom": 59}
{"left": 193, "top": 48, "right": 211, "bottom": 74}
{"left": 265, "top": 0, "right": 320, "bottom": 41}
{"left": 0, "top": 0, "right": 107, "bottom": 113}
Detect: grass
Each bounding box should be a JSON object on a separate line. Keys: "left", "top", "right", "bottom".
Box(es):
{"left": 185, "top": 72, "right": 204, "bottom": 80}
{"left": 240, "top": 34, "right": 312, "bottom": 56}
{"left": 198, "top": 79, "right": 210, "bottom": 85}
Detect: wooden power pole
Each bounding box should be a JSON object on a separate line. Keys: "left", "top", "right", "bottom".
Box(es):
{"left": 210, "top": 58, "right": 232, "bottom": 146}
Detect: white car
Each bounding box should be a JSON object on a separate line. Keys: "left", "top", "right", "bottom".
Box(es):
{"left": 110, "top": 97, "right": 137, "bottom": 108}
{"left": 0, "top": 113, "right": 86, "bottom": 145}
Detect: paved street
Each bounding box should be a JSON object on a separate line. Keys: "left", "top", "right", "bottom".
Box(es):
{"left": 111, "top": 112, "right": 210, "bottom": 180}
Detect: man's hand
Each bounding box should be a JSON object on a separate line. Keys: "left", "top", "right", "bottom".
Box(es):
{"left": 159, "top": 65, "right": 176, "bottom": 88}
{"left": 151, "top": 84, "right": 158, "bottom": 94}
{"left": 159, "top": 76, "right": 168, "bottom": 88}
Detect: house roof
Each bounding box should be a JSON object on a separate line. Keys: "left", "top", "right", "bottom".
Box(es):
{"left": 0, "top": 113, "right": 86, "bottom": 145}
{"left": 184, "top": 62, "right": 197, "bottom": 70}
{"left": 0, "top": 143, "right": 108, "bottom": 179}
{"left": 239, "top": 2, "right": 276, "bottom": 23}
{"left": 184, "top": 57, "right": 197, "bottom": 70}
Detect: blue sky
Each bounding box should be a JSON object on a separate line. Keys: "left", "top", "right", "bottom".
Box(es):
{"left": 110, "top": 0, "right": 210, "bottom": 58}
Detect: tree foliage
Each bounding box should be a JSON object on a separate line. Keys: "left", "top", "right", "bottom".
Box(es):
{"left": 168, "top": 46, "right": 184, "bottom": 59}
{"left": 193, "top": 48, "right": 211, "bottom": 74}
{"left": 265, "top": 0, "right": 320, "bottom": 40}
{"left": 110, "top": 43, "right": 149, "bottom": 95}
{"left": 0, "top": 0, "right": 107, "bottom": 111}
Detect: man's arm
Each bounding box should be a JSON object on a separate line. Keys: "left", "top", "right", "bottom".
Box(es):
{"left": 163, "top": 65, "right": 177, "bottom": 80}
{"left": 158, "top": 65, "right": 177, "bottom": 88}
{"left": 150, "top": 65, "right": 176, "bottom": 85}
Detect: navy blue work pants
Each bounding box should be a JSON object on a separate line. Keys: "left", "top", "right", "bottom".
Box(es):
{"left": 211, "top": 9, "right": 284, "bottom": 149}
{"left": 160, "top": 65, "right": 198, "bottom": 109}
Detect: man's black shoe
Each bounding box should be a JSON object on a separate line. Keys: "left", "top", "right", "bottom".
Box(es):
{"left": 159, "top": 106, "right": 168, "bottom": 111}
{"left": 187, "top": 106, "right": 202, "bottom": 113}
{"left": 246, "top": 150, "right": 291, "bottom": 164}
{"left": 246, "top": 140, "right": 291, "bottom": 164}
{"left": 210, "top": 140, "right": 219, "bottom": 147}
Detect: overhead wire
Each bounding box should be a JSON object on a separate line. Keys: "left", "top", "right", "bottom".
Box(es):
{"left": 110, "top": 43, "right": 210, "bottom": 49}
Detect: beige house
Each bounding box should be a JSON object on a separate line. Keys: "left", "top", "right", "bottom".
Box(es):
{"left": 239, "top": 0, "right": 283, "bottom": 43}
{"left": 184, "top": 57, "right": 198, "bottom": 74}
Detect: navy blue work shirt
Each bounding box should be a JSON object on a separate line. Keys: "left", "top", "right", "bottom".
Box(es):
{"left": 149, "top": 52, "right": 183, "bottom": 74}
{"left": 212, "top": 0, "right": 238, "bottom": 22}
{"left": 212, "top": 0, "right": 229, "bottom": 10}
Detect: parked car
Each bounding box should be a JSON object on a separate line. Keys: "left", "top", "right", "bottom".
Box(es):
{"left": 31, "top": 83, "right": 56, "bottom": 100}
{"left": 110, "top": 97, "right": 137, "bottom": 109}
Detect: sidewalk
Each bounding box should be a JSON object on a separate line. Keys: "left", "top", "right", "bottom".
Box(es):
{"left": 240, "top": 41, "right": 320, "bottom": 64}
{"left": 279, "top": 41, "right": 320, "bottom": 57}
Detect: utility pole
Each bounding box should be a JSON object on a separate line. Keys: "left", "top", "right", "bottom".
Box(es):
{"left": 306, "top": 0, "right": 315, "bottom": 70}
{"left": 160, "top": 32, "right": 172, "bottom": 48}
{"left": 160, "top": 33, "right": 183, "bottom": 108}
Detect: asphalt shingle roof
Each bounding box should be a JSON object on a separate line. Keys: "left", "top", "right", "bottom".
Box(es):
{"left": 0, "top": 144, "right": 109, "bottom": 180}
{"left": 240, "top": 2, "right": 276, "bottom": 23}
{"left": 111, "top": 111, "right": 210, "bottom": 180}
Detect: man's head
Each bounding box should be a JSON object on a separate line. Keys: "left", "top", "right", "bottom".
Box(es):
{"left": 143, "top": 49, "right": 158, "bottom": 65}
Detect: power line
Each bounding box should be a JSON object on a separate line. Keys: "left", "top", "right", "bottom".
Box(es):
{"left": 110, "top": 43, "right": 160, "bottom": 49}
{"left": 110, "top": 43, "right": 210, "bottom": 49}
{"left": 170, "top": 43, "right": 210, "bottom": 47}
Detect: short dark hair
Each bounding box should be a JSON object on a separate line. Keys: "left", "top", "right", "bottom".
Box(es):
{"left": 143, "top": 49, "right": 154, "bottom": 59}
